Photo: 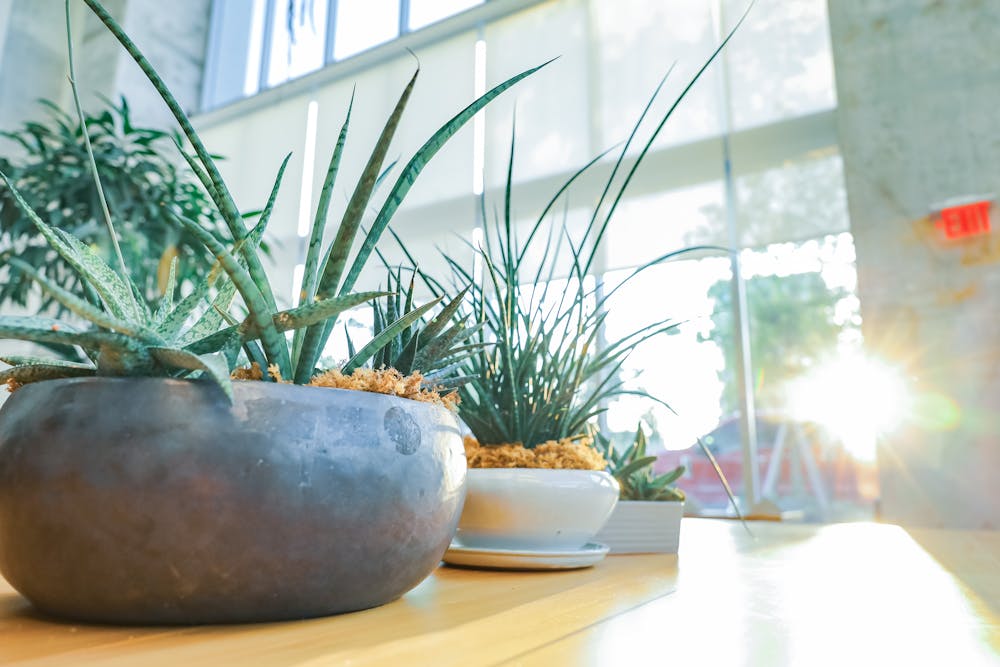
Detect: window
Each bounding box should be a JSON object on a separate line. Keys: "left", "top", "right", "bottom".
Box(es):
{"left": 203, "top": 0, "right": 486, "bottom": 110}
{"left": 195, "top": 0, "right": 873, "bottom": 523}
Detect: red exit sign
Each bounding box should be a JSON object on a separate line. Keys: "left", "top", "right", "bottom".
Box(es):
{"left": 936, "top": 200, "right": 992, "bottom": 240}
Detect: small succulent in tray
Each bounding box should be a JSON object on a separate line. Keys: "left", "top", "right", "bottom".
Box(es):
{"left": 0, "top": 0, "right": 543, "bottom": 403}
{"left": 594, "top": 425, "right": 686, "bottom": 502}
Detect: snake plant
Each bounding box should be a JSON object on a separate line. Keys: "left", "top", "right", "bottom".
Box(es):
{"left": 0, "top": 0, "right": 542, "bottom": 400}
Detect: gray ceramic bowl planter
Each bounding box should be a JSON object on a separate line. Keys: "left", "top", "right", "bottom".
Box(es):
{"left": 0, "top": 377, "right": 467, "bottom": 624}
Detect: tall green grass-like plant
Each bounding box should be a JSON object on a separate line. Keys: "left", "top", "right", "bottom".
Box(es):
{"left": 0, "top": 0, "right": 542, "bottom": 400}
{"left": 388, "top": 6, "right": 751, "bottom": 521}
{"left": 392, "top": 12, "right": 748, "bottom": 447}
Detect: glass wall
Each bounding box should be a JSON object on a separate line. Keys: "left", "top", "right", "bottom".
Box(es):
{"left": 195, "top": 0, "right": 875, "bottom": 521}
{"left": 203, "top": 0, "right": 485, "bottom": 109}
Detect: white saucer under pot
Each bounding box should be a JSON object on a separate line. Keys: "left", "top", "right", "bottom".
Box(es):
{"left": 454, "top": 468, "right": 620, "bottom": 551}
{"left": 443, "top": 542, "right": 610, "bottom": 570}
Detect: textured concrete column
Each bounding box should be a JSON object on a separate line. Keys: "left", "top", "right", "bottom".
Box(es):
{"left": 829, "top": 0, "right": 1000, "bottom": 528}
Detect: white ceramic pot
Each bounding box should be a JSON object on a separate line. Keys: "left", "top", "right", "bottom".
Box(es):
{"left": 594, "top": 500, "right": 684, "bottom": 554}
{"left": 454, "top": 469, "right": 620, "bottom": 550}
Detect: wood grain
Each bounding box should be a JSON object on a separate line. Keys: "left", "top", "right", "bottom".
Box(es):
{"left": 1, "top": 520, "right": 997, "bottom": 666}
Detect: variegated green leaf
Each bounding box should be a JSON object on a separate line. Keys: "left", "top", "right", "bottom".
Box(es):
{"left": 149, "top": 347, "right": 232, "bottom": 400}
{"left": 0, "top": 171, "right": 141, "bottom": 322}
{"left": 154, "top": 256, "right": 179, "bottom": 323}
{"left": 0, "top": 315, "right": 135, "bottom": 351}
{"left": 0, "top": 355, "right": 95, "bottom": 371}
{"left": 342, "top": 297, "right": 442, "bottom": 374}
{"left": 339, "top": 61, "right": 552, "bottom": 297}
{"left": 184, "top": 291, "right": 385, "bottom": 355}
{"left": 83, "top": 0, "right": 288, "bottom": 342}
{"left": 8, "top": 259, "right": 162, "bottom": 343}
{"left": 293, "top": 95, "right": 353, "bottom": 367}
{"left": 0, "top": 363, "right": 96, "bottom": 386}
{"left": 156, "top": 267, "right": 229, "bottom": 340}
{"left": 176, "top": 278, "right": 238, "bottom": 346}
{"left": 315, "top": 71, "right": 418, "bottom": 304}
{"left": 170, "top": 211, "right": 289, "bottom": 374}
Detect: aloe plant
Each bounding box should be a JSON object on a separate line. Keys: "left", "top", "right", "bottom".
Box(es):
{"left": 594, "top": 425, "right": 685, "bottom": 502}
{"left": 0, "top": 0, "right": 542, "bottom": 400}
{"left": 353, "top": 270, "right": 483, "bottom": 388}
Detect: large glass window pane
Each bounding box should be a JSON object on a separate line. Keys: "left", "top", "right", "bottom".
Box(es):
{"left": 203, "top": 0, "right": 268, "bottom": 108}
{"left": 723, "top": 0, "right": 837, "bottom": 130}
{"left": 593, "top": 0, "right": 722, "bottom": 154}
{"left": 729, "top": 235, "right": 876, "bottom": 521}
{"left": 602, "top": 257, "right": 742, "bottom": 515}
{"left": 483, "top": 0, "right": 591, "bottom": 187}
{"left": 333, "top": 0, "right": 400, "bottom": 60}
{"left": 409, "top": 0, "right": 484, "bottom": 31}
{"left": 731, "top": 152, "right": 850, "bottom": 249}
{"left": 265, "top": 0, "right": 330, "bottom": 87}
{"left": 244, "top": 0, "right": 268, "bottom": 96}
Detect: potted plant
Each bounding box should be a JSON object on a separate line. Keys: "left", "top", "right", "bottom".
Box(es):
{"left": 594, "top": 425, "right": 686, "bottom": 554}
{"left": 0, "top": 0, "right": 539, "bottom": 624}
{"left": 387, "top": 15, "right": 751, "bottom": 570}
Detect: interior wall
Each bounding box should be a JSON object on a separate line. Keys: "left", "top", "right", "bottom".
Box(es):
{"left": 829, "top": 0, "right": 1000, "bottom": 528}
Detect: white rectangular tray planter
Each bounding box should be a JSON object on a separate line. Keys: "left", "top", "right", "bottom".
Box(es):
{"left": 595, "top": 500, "right": 684, "bottom": 554}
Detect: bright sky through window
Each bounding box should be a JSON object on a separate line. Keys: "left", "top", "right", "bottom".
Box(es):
{"left": 409, "top": 0, "right": 484, "bottom": 30}
{"left": 333, "top": 0, "right": 400, "bottom": 60}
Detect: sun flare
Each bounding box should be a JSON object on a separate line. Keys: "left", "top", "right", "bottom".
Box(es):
{"left": 786, "top": 354, "right": 912, "bottom": 460}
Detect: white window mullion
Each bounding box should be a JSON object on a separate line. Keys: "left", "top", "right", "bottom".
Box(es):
{"left": 325, "top": 0, "right": 339, "bottom": 64}
{"left": 399, "top": 0, "right": 411, "bottom": 35}
{"left": 257, "top": 0, "right": 279, "bottom": 93}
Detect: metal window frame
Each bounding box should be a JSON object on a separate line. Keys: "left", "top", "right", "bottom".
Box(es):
{"left": 205, "top": 0, "right": 491, "bottom": 111}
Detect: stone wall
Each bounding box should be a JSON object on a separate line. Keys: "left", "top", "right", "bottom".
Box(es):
{"left": 829, "top": 0, "right": 1000, "bottom": 528}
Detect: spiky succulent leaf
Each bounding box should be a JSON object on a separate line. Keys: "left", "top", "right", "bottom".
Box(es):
{"left": 8, "top": 259, "right": 161, "bottom": 343}
{"left": 176, "top": 279, "right": 238, "bottom": 347}
{"left": 0, "top": 363, "right": 96, "bottom": 386}
{"left": 154, "top": 257, "right": 179, "bottom": 323}
{"left": 295, "top": 61, "right": 552, "bottom": 383}
{"left": 0, "top": 172, "right": 142, "bottom": 322}
{"left": 342, "top": 297, "right": 443, "bottom": 374}
{"left": 170, "top": 211, "right": 289, "bottom": 373}
{"left": 81, "top": 0, "right": 280, "bottom": 317}
{"left": 183, "top": 291, "right": 386, "bottom": 356}
{"left": 148, "top": 347, "right": 232, "bottom": 399}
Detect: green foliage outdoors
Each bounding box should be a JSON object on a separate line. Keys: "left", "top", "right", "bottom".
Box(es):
{"left": 594, "top": 424, "right": 686, "bottom": 502}
{"left": 0, "top": 0, "right": 539, "bottom": 401}
{"left": 0, "top": 97, "right": 229, "bottom": 313}
{"left": 701, "top": 271, "right": 852, "bottom": 413}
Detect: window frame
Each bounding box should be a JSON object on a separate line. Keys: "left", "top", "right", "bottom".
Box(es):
{"left": 202, "top": 0, "right": 507, "bottom": 113}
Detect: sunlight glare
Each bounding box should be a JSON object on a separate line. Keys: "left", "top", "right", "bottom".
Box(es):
{"left": 787, "top": 354, "right": 911, "bottom": 460}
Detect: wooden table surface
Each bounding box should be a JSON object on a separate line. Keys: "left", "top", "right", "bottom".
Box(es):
{"left": 1, "top": 519, "right": 998, "bottom": 666}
